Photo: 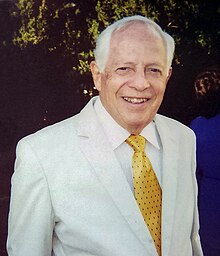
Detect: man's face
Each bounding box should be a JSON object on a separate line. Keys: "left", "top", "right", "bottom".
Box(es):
{"left": 91, "top": 22, "right": 172, "bottom": 134}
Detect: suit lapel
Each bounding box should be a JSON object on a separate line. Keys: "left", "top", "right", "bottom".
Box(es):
{"left": 154, "top": 115, "right": 179, "bottom": 255}
{"left": 76, "top": 98, "right": 157, "bottom": 254}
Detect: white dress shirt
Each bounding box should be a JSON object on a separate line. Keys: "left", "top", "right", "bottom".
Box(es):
{"left": 94, "top": 97, "right": 162, "bottom": 193}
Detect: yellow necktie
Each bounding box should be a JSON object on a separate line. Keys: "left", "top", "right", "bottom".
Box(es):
{"left": 126, "top": 134, "right": 162, "bottom": 256}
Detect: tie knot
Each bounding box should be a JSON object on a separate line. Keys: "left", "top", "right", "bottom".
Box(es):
{"left": 126, "top": 134, "right": 146, "bottom": 152}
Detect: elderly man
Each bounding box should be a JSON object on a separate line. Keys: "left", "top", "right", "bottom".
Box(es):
{"left": 7, "top": 15, "right": 203, "bottom": 256}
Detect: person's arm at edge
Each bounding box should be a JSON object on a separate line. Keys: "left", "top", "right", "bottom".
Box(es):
{"left": 190, "top": 132, "right": 203, "bottom": 256}
{"left": 7, "top": 138, "right": 55, "bottom": 256}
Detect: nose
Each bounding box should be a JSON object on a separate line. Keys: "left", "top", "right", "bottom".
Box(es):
{"left": 131, "top": 70, "right": 149, "bottom": 91}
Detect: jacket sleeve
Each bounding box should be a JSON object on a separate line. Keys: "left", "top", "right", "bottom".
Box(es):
{"left": 7, "top": 138, "right": 55, "bottom": 256}
{"left": 190, "top": 133, "right": 203, "bottom": 256}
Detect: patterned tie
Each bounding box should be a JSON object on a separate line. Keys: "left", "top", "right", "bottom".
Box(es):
{"left": 126, "top": 134, "right": 162, "bottom": 256}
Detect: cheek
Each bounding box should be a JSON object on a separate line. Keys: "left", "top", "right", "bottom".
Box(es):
{"left": 105, "top": 81, "right": 125, "bottom": 100}
{"left": 153, "top": 81, "right": 166, "bottom": 97}
{"left": 99, "top": 81, "right": 119, "bottom": 107}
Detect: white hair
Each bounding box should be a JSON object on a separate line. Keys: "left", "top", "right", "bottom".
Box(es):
{"left": 93, "top": 15, "right": 175, "bottom": 73}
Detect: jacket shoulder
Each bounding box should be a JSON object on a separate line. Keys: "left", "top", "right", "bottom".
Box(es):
{"left": 155, "top": 114, "right": 195, "bottom": 138}
{"left": 18, "top": 115, "right": 79, "bottom": 150}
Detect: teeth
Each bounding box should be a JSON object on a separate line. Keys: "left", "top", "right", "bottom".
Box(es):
{"left": 123, "top": 97, "right": 148, "bottom": 104}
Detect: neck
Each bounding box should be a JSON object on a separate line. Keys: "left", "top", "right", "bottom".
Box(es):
{"left": 126, "top": 125, "right": 145, "bottom": 135}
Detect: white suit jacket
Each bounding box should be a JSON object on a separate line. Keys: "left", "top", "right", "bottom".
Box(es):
{"left": 7, "top": 97, "right": 203, "bottom": 256}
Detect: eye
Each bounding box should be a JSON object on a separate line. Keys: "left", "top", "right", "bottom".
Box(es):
{"left": 150, "top": 68, "right": 161, "bottom": 73}
{"left": 117, "top": 67, "right": 129, "bottom": 71}
{"left": 146, "top": 68, "right": 162, "bottom": 76}
{"left": 115, "top": 67, "right": 132, "bottom": 75}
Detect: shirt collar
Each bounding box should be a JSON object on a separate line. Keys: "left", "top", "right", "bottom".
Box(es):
{"left": 94, "top": 97, "right": 160, "bottom": 150}
{"left": 140, "top": 121, "right": 160, "bottom": 150}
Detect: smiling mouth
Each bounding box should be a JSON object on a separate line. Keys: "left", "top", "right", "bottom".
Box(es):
{"left": 123, "top": 97, "right": 149, "bottom": 104}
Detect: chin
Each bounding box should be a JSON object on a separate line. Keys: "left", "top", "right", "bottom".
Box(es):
{"left": 124, "top": 121, "right": 147, "bottom": 133}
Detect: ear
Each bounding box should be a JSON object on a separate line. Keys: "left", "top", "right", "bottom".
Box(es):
{"left": 166, "top": 67, "right": 172, "bottom": 83}
{"left": 90, "top": 61, "right": 102, "bottom": 91}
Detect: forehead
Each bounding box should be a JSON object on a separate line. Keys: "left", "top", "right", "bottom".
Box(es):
{"left": 107, "top": 22, "right": 166, "bottom": 66}
{"left": 111, "top": 21, "right": 163, "bottom": 46}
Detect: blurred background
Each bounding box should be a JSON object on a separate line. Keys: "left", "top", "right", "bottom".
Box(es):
{"left": 0, "top": 0, "right": 219, "bottom": 255}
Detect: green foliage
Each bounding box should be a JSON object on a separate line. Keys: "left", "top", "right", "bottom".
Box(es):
{"left": 12, "top": 0, "right": 219, "bottom": 78}
{"left": 13, "top": 0, "right": 48, "bottom": 46}
{"left": 13, "top": 0, "right": 80, "bottom": 60}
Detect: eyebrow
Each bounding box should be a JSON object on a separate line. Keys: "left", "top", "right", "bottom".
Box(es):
{"left": 114, "top": 62, "right": 136, "bottom": 66}
{"left": 117, "top": 61, "right": 164, "bottom": 68}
